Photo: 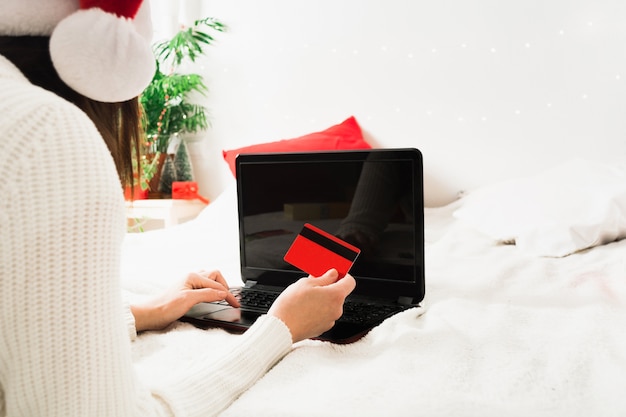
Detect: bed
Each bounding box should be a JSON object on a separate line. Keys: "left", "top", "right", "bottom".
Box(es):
{"left": 121, "top": 158, "right": 626, "bottom": 417}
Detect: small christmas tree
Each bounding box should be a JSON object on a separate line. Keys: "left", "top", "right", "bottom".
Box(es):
{"left": 174, "top": 140, "right": 193, "bottom": 182}
{"left": 158, "top": 138, "right": 194, "bottom": 194}
{"left": 158, "top": 155, "right": 176, "bottom": 195}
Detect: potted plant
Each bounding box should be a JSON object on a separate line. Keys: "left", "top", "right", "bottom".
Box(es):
{"left": 138, "top": 17, "right": 226, "bottom": 195}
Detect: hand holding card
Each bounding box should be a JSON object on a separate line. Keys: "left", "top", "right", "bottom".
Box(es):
{"left": 284, "top": 223, "right": 361, "bottom": 278}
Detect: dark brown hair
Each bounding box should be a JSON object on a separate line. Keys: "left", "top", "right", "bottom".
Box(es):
{"left": 0, "top": 36, "right": 143, "bottom": 191}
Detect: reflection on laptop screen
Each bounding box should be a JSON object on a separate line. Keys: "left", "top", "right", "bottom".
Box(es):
{"left": 237, "top": 149, "right": 424, "bottom": 297}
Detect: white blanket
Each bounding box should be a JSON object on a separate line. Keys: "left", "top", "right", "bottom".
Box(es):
{"left": 121, "top": 186, "right": 626, "bottom": 417}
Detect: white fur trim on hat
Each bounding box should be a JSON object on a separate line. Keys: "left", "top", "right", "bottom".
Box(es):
{"left": 0, "top": 0, "right": 77, "bottom": 36}
{"left": 50, "top": 8, "right": 155, "bottom": 102}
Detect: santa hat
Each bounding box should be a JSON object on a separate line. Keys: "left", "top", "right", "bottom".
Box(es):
{"left": 0, "top": 0, "right": 155, "bottom": 103}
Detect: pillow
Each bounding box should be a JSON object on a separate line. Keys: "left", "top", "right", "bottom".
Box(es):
{"left": 222, "top": 116, "right": 371, "bottom": 177}
{"left": 453, "top": 159, "right": 626, "bottom": 257}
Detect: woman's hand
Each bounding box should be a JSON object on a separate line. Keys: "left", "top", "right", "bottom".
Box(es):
{"left": 131, "top": 270, "right": 239, "bottom": 332}
{"left": 268, "top": 269, "right": 356, "bottom": 343}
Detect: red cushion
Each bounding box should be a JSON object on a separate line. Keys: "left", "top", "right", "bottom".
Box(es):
{"left": 222, "top": 116, "right": 371, "bottom": 177}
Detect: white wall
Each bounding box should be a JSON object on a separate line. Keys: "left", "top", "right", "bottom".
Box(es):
{"left": 151, "top": 0, "right": 626, "bottom": 207}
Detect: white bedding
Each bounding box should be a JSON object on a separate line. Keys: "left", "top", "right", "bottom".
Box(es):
{"left": 121, "top": 183, "right": 626, "bottom": 417}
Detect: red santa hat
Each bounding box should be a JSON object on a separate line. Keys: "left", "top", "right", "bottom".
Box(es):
{"left": 0, "top": 0, "right": 155, "bottom": 103}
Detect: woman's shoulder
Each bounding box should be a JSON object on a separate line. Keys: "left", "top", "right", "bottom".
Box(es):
{"left": 0, "top": 59, "right": 118, "bottom": 198}
{"left": 1, "top": 77, "right": 102, "bottom": 154}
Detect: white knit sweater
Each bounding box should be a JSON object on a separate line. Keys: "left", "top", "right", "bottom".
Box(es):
{"left": 0, "top": 55, "right": 292, "bottom": 417}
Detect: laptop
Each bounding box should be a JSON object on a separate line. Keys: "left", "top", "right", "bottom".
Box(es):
{"left": 183, "top": 148, "right": 425, "bottom": 343}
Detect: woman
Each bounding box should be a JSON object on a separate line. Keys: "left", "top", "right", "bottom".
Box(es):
{"left": 0, "top": 1, "right": 355, "bottom": 416}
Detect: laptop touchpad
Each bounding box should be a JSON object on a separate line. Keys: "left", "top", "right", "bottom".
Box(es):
{"left": 207, "top": 307, "right": 260, "bottom": 325}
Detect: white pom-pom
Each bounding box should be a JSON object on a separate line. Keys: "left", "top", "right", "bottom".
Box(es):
{"left": 50, "top": 8, "right": 155, "bottom": 103}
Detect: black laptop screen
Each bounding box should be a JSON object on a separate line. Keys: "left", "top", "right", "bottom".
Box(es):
{"left": 236, "top": 149, "right": 424, "bottom": 301}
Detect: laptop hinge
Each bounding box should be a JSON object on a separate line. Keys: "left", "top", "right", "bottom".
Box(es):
{"left": 243, "top": 280, "right": 257, "bottom": 289}
{"left": 397, "top": 296, "right": 414, "bottom": 306}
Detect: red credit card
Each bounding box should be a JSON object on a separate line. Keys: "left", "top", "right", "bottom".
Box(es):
{"left": 284, "top": 223, "right": 361, "bottom": 278}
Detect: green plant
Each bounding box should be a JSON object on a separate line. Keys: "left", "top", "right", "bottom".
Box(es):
{"left": 138, "top": 17, "right": 227, "bottom": 191}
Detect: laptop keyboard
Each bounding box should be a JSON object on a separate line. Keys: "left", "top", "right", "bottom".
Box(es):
{"left": 340, "top": 301, "right": 408, "bottom": 325}
{"left": 233, "top": 288, "right": 408, "bottom": 326}
{"left": 238, "top": 288, "right": 276, "bottom": 310}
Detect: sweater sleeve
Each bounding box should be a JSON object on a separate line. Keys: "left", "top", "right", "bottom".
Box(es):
{"left": 149, "top": 315, "right": 293, "bottom": 417}
{"left": 0, "top": 81, "right": 292, "bottom": 417}
{"left": 123, "top": 299, "right": 139, "bottom": 341}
